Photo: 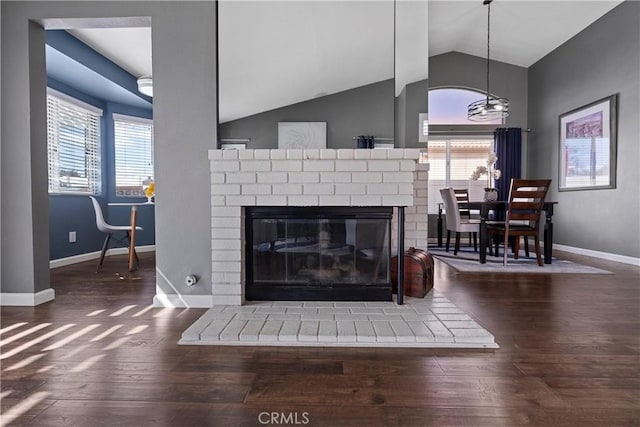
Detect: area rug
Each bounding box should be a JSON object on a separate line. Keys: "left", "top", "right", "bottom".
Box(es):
{"left": 179, "top": 291, "right": 498, "bottom": 349}
{"left": 429, "top": 246, "right": 612, "bottom": 274}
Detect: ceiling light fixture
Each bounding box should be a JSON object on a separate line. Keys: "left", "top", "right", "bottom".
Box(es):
{"left": 137, "top": 76, "right": 153, "bottom": 97}
{"left": 468, "top": 0, "right": 509, "bottom": 122}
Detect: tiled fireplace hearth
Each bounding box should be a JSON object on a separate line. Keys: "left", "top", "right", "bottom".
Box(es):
{"left": 209, "top": 148, "right": 428, "bottom": 305}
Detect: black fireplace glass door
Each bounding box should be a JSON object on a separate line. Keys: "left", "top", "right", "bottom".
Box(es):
{"left": 247, "top": 207, "right": 392, "bottom": 301}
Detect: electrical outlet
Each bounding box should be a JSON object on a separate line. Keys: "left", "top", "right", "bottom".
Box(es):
{"left": 69, "top": 231, "right": 76, "bottom": 243}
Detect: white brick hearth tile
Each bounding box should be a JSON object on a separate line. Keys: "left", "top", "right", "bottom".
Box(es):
{"left": 387, "top": 150, "right": 404, "bottom": 159}
{"left": 213, "top": 295, "right": 243, "bottom": 306}
{"left": 336, "top": 160, "right": 367, "bottom": 172}
{"left": 429, "top": 307, "right": 464, "bottom": 315}
{"left": 286, "top": 149, "right": 304, "bottom": 159}
{"left": 212, "top": 261, "right": 241, "bottom": 272}
{"left": 370, "top": 149, "right": 389, "bottom": 159}
{"left": 225, "top": 195, "right": 256, "bottom": 206}
{"left": 239, "top": 320, "right": 265, "bottom": 341}
{"left": 256, "top": 195, "right": 287, "bottom": 206}
{"left": 399, "top": 185, "right": 414, "bottom": 195}
{"left": 336, "top": 149, "right": 354, "bottom": 159}
{"left": 372, "top": 321, "right": 396, "bottom": 342}
{"left": 182, "top": 296, "right": 498, "bottom": 348}
{"left": 272, "top": 184, "right": 302, "bottom": 195}
{"left": 351, "top": 172, "right": 382, "bottom": 183}
{"left": 212, "top": 229, "right": 241, "bottom": 240}
{"left": 259, "top": 320, "right": 283, "bottom": 341}
{"left": 288, "top": 195, "right": 319, "bottom": 206}
{"left": 220, "top": 319, "right": 247, "bottom": 340}
{"left": 289, "top": 172, "right": 320, "bottom": 183}
{"left": 254, "top": 149, "right": 270, "bottom": 160}
{"left": 272, "top": 160, "right": 302, "bottom": 172}
{"left": 337, "top": 321, "right": 356, "bottom": 342}
{"left": 382, "top": 172, "right": 413, "bottom": 183}
{"left": 389, "top": 320, "right": 416, "bottom": 342}
{"left": 319, "top": 195, "right": 350, "bottom": 206}
{"left": 318, "top": 321, "right": 337, "bottom": 342}
{"left": 350, "top": 307, "right": 385, "bottom": 314}
{"left": 269, "top": 149, "right": 286, "bottom": 160}
{"left": 354, "top": 321, "right": 376, "bottom": 342}
{"left": 257, "top": 172, "right": 288, "bottom": 183}
{"left": 351, "top": 195, "right": 382, "bottom": 206}
{"left": 212, "top": 183, "right": 240, "bottom": 195}
{"left": 241, "top": 161, "right": 271, "bottom": 172}
{"left": 401, "top": 313, "right": 438, "bottom": 322}
{"left": 211, "top": 196, "right": 226, "bottom": 206}
{"left": 404, "top": 148, "right": 421, "bottom": 159}
{"left": 435, "top": 314, "right": 473, "bottom": 321}
{"left": 400, "top": 160, "right": 417, "bottom": 171}
{"left": 279, "top": 320, "right": 301, "bottom": 341}
{"left": 335, "top": 183, "right": 366, "bottom": 195}
{"left": 320, "top": 172, "right": 351, "bottom": 183}
{"left": 299, "top": 321, "right": 319, "bottom": 341}
{"left": 226, "top": 172, "right": 256, "bottom": 184}
{"left": 221, "top": 149, "right": 238, "bottom": 160}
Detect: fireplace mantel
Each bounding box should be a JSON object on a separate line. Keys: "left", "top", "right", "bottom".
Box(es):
{"left": 209, "top": 148, "right": 429, "bottom": 305}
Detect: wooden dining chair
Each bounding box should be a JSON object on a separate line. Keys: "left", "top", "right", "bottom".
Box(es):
{"left": 487, "top": 179, "right": 551, "bottom": 266}
{"left": 439, "top": 187, "right": 480, "bottom": 255}
{"left": 453, "top": 188, "right": 477, "bottom": 251}
{"left": 89, "top": 196, "right": 142, "bottom": 272}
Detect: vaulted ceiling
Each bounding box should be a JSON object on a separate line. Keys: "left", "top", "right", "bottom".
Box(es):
{"left": 51, "top": 1, "right": 623, "bottom": 121}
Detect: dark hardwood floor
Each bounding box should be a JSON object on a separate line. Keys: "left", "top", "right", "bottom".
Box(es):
{"left": 1, "top": 251, "right": 639, "bottom": 426}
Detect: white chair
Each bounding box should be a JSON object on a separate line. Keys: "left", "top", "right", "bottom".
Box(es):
{"left": 89, "top": 196, "right": 142, "bottom": 272}
{"left": 439, "top": 188, "right": 480, "bottom": 255}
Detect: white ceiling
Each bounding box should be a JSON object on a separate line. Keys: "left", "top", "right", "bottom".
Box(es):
{"left": 61, "top": 0, "right": 623, "bottom": 122}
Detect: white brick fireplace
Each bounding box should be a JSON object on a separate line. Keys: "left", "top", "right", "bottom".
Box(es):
{"left": 208, "top": 148, "right": 429, "bottom": 305}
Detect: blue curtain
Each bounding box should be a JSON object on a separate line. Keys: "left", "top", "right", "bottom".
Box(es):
{"left": 494, "top": 128, "right": 522, "bottom": 200}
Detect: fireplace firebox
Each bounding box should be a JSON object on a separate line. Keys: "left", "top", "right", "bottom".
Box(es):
{"left": 246, "top": 207, "right": 393, "bottom": 301}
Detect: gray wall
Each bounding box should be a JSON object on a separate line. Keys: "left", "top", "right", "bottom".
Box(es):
{"left": 1, "top": 1, "right": 216, "bottom": 300}
{"left": 219, "top": 79, "right": 394, "bottom": 149}
{"left": 395, "top": 78, "right": 429, "bottom": 148}
{"left": 528, "top": 1, "right": 640, "bottom": 258}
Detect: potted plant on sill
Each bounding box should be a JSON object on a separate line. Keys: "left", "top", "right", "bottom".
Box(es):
{"left": 471, "top": 152, "right": 502, "bottom": 201}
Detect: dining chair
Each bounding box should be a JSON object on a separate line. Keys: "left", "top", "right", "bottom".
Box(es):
{"left": 487, "top": 179, "right": 551, "bottom": 266}
{"left": 89, "top": 196, "right": 142, "bottom": 272}
{"left": 453, "top": 188, "right": 477, "bottom": 251}
{"left": 439, "top": 187, "right": 480, "bottom": 255}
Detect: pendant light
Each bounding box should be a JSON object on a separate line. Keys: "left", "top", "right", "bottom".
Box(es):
{"left": 467, "top": 0, "right": 509, "bottom": 121}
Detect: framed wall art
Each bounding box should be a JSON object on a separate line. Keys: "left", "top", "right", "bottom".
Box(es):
{"left": 558, "top": 94, "right": 618, "bottom": 191}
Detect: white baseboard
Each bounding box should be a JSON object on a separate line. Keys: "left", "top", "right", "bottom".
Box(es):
{"left": 0, "top": 288, "right": 55, "bottom": 306}
{"left": 50, "top": 245, "right": 156, "bottom": 269}
{"left": 153, "top": 293, "right": 212, "bottom": 308}
{"left": 553, "top": 244, "right": 640, "bottom": 266}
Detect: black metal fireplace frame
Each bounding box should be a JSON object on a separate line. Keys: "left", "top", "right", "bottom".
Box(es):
{"left": 245, "top": 206, "right": 394, "bottom": 301}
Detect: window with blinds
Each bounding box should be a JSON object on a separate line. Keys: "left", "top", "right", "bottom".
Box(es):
{"left": 113, "top": 114, "right": 154, "bottom": 197}
{"left": 426, "top": 139, "right": 494, "bottom": 213}
{"left": 47, "top": 89, "right": 102, "bottom": 194}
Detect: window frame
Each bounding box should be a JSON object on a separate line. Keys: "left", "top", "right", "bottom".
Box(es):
{"left": 46, "top": 87, "right": 103, "bottom": 196}
{"left": 113, "top": 113, "right": 154, "bottom": 198}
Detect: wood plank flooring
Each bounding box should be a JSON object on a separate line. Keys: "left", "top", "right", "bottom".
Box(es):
{"left": 1, "top": 251, "right": 638, "bottom": 426}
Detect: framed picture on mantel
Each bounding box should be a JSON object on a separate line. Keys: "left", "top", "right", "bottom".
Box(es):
{"left": 558, "top": 94, "right": 618, "bottom": 191}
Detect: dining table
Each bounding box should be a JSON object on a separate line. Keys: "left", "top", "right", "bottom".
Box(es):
{"left": 437, "top": 200, "right": 557, "bottom": 264}
{"left": 107, "top": 201, "right": 154, "bottom": 271}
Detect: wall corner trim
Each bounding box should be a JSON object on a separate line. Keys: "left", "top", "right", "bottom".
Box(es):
{"left": 0, "top": 289, "right": 56, "bottom": 306}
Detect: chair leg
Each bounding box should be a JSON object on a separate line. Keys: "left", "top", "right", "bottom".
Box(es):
{"left": 97, "top": 234, "right": 111, "bottom": 272}
{"left": 514, "top": 237, "right": 520, "bottom": 260}
{"left": 126, "top": 231, "right": 140, "bottom": 271}
{"left": 535, "top": 234, "right": 543, "bottom": 266}
{"left": 454, "top": 232, "right": 461, "bottom": 255}
{"left": 446, "top": 231, "right": 451, "bottom": 252}
{"left": 524, "top": 237, "right": 530, "bottom": 257}
{"left": 473, "top": 232, "right": 478, "bottom": 252}
{"left": 503, "top": 233, "right": 509, "bottom": 266}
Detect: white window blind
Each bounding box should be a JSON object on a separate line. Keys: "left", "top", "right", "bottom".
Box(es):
{"left": 113, "top": 113, "right": 154, "bottom": 197}
{"left": 426, "top": 139, "right": 493, "bottom": 213}
{"left": 47, "top": 89, "right": 102, "bottom": 195}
